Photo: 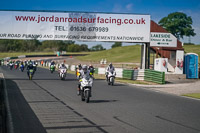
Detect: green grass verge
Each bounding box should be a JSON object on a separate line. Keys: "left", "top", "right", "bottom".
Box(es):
{"left": 77, "top": 45, "right": 141, "bottom": 63}
{"left": 0, "top": 51, "right": 91, "bottom": 59}
{"left": 182, "top": 93, "right": 200, "bottom": 99}
{"left": 76, "top": 45, "right": 200, "bottom": 63}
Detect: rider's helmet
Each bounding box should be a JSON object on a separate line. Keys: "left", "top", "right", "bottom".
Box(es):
{"left": 109, "top": 63, "right": 112, "bottom": 67}
{"left": 78, "top": 63, "right": 82, "bottom": 70}
{"left": 61, "top": 63, "right": 65, "bottom": 67}
{"left": 29, "top": 62, "right": 33, "bottom": 66}
{"left": 82, "top": 65, "right": 88, "bottom": 73}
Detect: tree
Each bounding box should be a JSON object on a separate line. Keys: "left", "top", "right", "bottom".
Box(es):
{"left": 158, "top": 12, "right": 196, "bottom": 40}
{"left": 80, "top": 44, "right": 89, "bottom": 51}
{"left": 67, "top": 44, "right": 81, "bottom": 52}
{"left": 90, "top": 44, "right": 105, "bottom": 51}
{"left": 111, "top": 42, "right": 122, "bottom": 48}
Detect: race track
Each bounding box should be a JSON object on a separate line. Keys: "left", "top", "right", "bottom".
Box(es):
{"left": 1, "top": 66, "right": 200, "bottom": 133}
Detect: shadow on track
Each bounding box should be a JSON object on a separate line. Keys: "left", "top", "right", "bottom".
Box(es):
{"left": 107, "top": 83, "right": 126, "bottom": 87}
{"left": 89, "top": 100, "right": 118, "bottom": 103}
{"left": 6, "top": 78, "right": 78, "bottom": 81}
{"left": 5, "top": 79, "right": 47, "bottom": 133}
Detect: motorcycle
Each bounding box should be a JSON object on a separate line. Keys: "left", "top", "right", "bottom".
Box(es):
{"left": 50, "top": 65, "right": 55, "bottom": 73}
{"left": 9, "top": 63, "right": 13, "bottom": 70}
{"left": 28, "top": 69, "right": 34, "bottom": 80}
{"left": 76, "top": 69, "right": 81, "bottom": 79}
{"left": 80, "top": 76, "right": 93, "bottom": 103}
{"left": 33, "top": 64, "right": 37, "bottom": 72}
{"left": 20, "top": 64, "right": 24, "bottom": 72}
{"left": 107, "top": 71, "right": 116, "bottom": 86}
{"left": 14, "top": 63, "right": 19, "bottom": 69}
{"left": 59, "top": 68, "right": 67, "bottom": 80}
{"left": 6, "top": 62, "right": 9, "bottom": 67}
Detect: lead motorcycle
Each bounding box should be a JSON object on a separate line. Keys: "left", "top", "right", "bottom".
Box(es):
{"left": 107, "top": 71, "right": 116, "bottom": 86}
{"left": 80, "top": 76, "right": 93, "bottom": 103}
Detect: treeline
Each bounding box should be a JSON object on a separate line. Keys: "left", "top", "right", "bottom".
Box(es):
{"left": 0, "top": 39, "right": 106, "bottom": 52}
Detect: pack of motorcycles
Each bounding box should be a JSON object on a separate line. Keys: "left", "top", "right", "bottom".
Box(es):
{"left": 6, "top": 62, "right": 116, "bottom": 103}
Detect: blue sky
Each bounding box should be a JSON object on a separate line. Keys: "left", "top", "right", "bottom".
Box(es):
{"left": 1, "top": 0, "right": 200, "bottom": 48}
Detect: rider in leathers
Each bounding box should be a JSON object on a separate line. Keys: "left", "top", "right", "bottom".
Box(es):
{"left": 106, "top": 63, "right": 115, "bottom": 81}
{"left": 50, "top": 61, "right": 56, "bottom": 70}
{"left": 58, "top": 63, "right": 67, "bottom": 77}
{"left": 88, "top": 64, "right": 95, "bottom": 76}
{"left": 77, "top": 65, "right": 93, "bottom": 95}
{"left": 27, "top": 62, "right": 34, "bottom": 76}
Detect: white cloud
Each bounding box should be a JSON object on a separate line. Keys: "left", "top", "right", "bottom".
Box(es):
{"left": 112, "top": 3, "right": 134, "bottom": 13}
{"left": 112, "top": 4, "right": 122, "bottom": 13}
{"left": 126, "top": 3, "right": 133, "bottom": 11}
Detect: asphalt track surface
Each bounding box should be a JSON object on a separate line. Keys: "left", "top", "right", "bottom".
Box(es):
{"left": 1, "top": 66, "right": 200, "bottom": 133}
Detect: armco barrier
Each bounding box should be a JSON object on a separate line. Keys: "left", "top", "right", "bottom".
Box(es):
{"left": 10, "top": 56, "right": 18, "bottom": 59}
{"left": 115, "top": 68, "right": 123, "bottom": 78}
{"left": 65, "top": 64, "right": 69, "bottom": 69}
{"left": 133, "top": 69, "right": 145, "bottom": 80}
{"left": 144, "top": 69, "right": 165, "bottom": 84}
{"left": 123, "top": 69, "right": 133, "bottom": 79}
{"left": 18, "top": 55, "right": 26, "bottom": 58}
{"left": 94, "top": 68, "right": 98, "bottom": 74}
{"left": 98, "top": 68, "right": 106, "bottom": 75}
{"left": 4, "top": 57, "right": 10, "bottom": 60}
{"left": 70, "top": 65, "right": 76, "bottom": 71}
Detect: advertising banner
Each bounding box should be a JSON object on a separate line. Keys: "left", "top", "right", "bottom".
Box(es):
{"left": 0, "top": 10, "right": 151, "bottom": 42}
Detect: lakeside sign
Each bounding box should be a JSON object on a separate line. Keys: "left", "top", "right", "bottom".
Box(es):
{"left": 0, "top": 10, "right": 150, "bottom": 42}
{"left": 150, "top": 32, "right": 177, "bottom": 47}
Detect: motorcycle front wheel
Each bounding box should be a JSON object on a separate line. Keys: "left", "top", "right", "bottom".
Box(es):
{"left": 85, "top": 90, "right": 90, "bottom": 103}
{"left": 108, "top": 78, "right": 110, "bottom": 85}
{"left": 111, "top": 77, "right": 114, "bottom": 86}
{"left": 29, "top": 75, "right": 32, "bottom": 80}
{"left": 81, "top": 90, "right": 85, "bottom": 101}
